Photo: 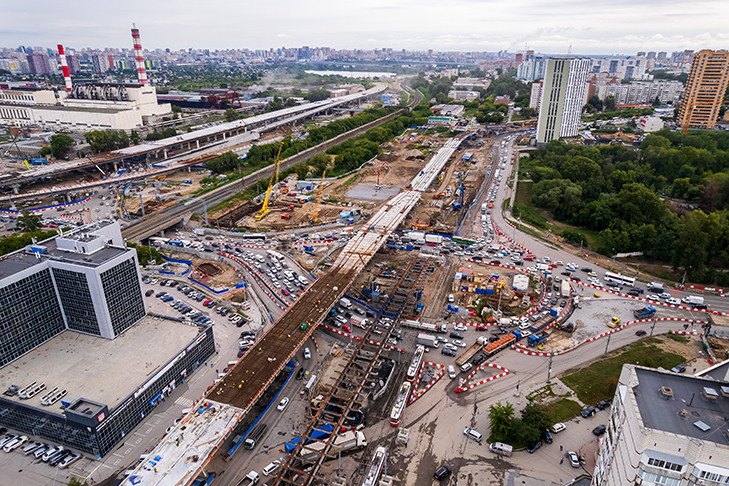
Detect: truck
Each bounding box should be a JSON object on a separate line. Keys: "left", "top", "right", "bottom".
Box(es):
{"left": 424, "top": 234, "right": 443, "bottom": 245}
{"left": 339, "top": 298, "right": 352, "bottom": 309}
{"left": 243, "top": 423, "right": 267, "bottom": 450}
{"left": 484, "top": 331, "right": 522, "bottom": 357}
{"left": 561, "top": 280, "right": 571, "bottom": 298}
{"left": 648, "top": 281, "right": 664, "bottom": 292}
{"left": 682, "top": 295, "right": 705, "bottom": 307}
{"left": 417, "top": 333, "right": 438, "bottom": 348}
{"left": 402, "top": 319, "right": 447, "bottom": 333}
{"left": 529, "top": 317, "right": 555, "bottom": 333}
{"left": 236, "top": 471, "right": 259, "bottom": 486}
{"left": 455, "top": 342, "right": 484, "bottom": 367}
{"left": 527, "top": 331, "right": 549, "bottom": 347}
{"left": 350, "top": 316, "right": 368, "bottom": 329}
{"left": 408, "top": 231, "right": 425, "bottom": 241}
{"left": 299, "top": 430, "right": 367, "bottom": 463}
{"left": 193, "top": 228, "right": 206, "bottom": 236}
{"left": 633, "top": 306, "right": 656, "bottom": 319}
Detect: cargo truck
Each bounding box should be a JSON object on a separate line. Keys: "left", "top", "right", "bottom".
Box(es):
{"left": 529, "top": 317, "right": 555, "bottom": 333}
{"left": 527, "top": 331, "right": 549, "bottom": 347}
{"left": 299, "top": 430, "right": 367, "bottom": 463}
{"left": 417, "top": 333, "right": 438, "bottom": 348}
{"left": 648, "top": 282, "right": 664, "bottom": 292}
{"left": 455, "top": 342, "right": 484, "bottom": 367}
{"left": 633, "top": 306, "right": 656, "bottom": 319}
{"left": 484, "top": 331, "right": 522, "bottom": 357}
{"left": 682, "top": 296, "right": 705, "bottom": 307}
{"left": 425, "top": 234, "right": 443, "bottom": 244}
{"left": 339, "top": 298, "right": 352, "bottom": 309}
{"left": 350, "top": 316, "right": 369, "bottom": 329}
{"left": 561, "top": 280, "right": 571, "bottom": 298}
{"left": 402, "top": 319, "right": 447, "bottom": 333}
{"left": 237, "top": 471, "right": 260, "bottom": 485}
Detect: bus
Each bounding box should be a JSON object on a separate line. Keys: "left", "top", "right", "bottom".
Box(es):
{"left": 244, "top": 423, "right": 267, "bottom": 450}
{"left": 603, "top": 271, "right": 635, "bottom": 287}
{"left": 239, "top": 233, "right": 266, "bottom": 244}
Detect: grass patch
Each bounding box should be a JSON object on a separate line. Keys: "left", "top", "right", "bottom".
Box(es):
{"left": 502, "top": 197, "right": 510, "bottom": 210}
{"left": 513, "top": 181, "right": 549, "bottom": 230}
{"left": 561, "top": 339, "right": 685, "bottom": 406}
{"left": 666, "top": 333, "right": 690, "bottom": 343}
{"left": 544, "top": 398, "right": 583, "bottom": 423}
{"left": 340, "top": 174, "right": 359, "bottom": 188}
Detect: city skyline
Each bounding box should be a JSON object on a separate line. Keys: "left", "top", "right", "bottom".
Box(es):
{"left": 2, "top": 0, "right": 728, "bottom": 55}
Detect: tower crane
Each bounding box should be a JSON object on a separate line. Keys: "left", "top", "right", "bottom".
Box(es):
{"left": 254, "top": 133, "right": 286, "bottom": 221}
{"left": 309, "top": 170, "right": 326, "bottom": 224}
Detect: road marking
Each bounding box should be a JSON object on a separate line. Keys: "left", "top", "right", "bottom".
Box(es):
{"left": 175, "top": 397, "right": 194, "bottom": 407}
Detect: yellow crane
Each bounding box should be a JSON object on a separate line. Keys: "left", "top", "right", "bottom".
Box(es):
{"left": 309, "top": 170, "right": 326, "bottom": 224}
{"left": 254, "top": 136, "right": 286, "bottom": 221}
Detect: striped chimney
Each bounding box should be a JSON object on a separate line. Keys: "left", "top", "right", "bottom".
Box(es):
{"left": 57, "top": 44, "right": 72, "bottom": 91}
{"left": 131, "top": 23, "right": 148, "bottom": 85}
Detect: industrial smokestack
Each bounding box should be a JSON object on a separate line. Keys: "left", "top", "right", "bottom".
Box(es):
{"left": 131, "top": 23, "right": 148, "bottom": 85}
{"left": 57, "top": 44, "right": 72, "bottom": 91}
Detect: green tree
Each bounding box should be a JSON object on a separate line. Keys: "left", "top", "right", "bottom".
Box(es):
{"left": 17, "top": 211, "right": 42, "bottom": 232}
{"left": 50, "top": 133, "right": 74, "bottom": 159}
{"left": 85, "top": 130, "right": 130, "bottom": 153}
{"left": 305, "top": 88, "right": 330, "bottom": 102}
{"left": 206, "top": 151, "right": 241, "bottom": 174}
{"left": 224, "top": 108, "right": 242, "bottom": 122}
{"left": 604, "top": 95, "right": 616, "bottom": 111}
{"left": 39, "top": 145, "right": 52, "bottom": 157}
{"left": 309, "top": 153, "right": 331, "bottom": 176}
{"left": 488, "top": 401, "right": 515, "bottom": 442}
{"left": 520, "top": 402, "right": 553, "bottom": 434}
{"left": 293, "top": 162, "right": 309, "bottom": 180}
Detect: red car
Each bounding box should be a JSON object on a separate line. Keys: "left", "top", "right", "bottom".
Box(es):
{"left": 203, "top": 299, "right": 211, "bottom": 306}
{"left": 476, "top": 324, "right": 488, "bottom": 331}
{"left": 342, "top": 324, "right": 351, "bottom": 333}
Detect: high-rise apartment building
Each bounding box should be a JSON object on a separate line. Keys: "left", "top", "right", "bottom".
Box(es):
{"left": 536, "top": 58, "right": 590, "bottom": 144}
{"left": 592, "top": 364, "right": 729, "bottom": 486}
{"left": 677, "top": 49, "right": 729, "bottom": 130}
{"left": 26, "top": 53, "right": 51, "bottom": 75}
{"left": 529, "top": 81, "right": 543, "bottom": 110}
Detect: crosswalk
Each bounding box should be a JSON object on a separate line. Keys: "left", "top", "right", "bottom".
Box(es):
{"left": 175, "top": 396, "right": 194, "bottom": 407}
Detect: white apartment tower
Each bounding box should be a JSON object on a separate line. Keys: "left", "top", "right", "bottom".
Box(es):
{"left": 536, "top": 58, "right": 590, "bottom": 144}
{"left": 592, "top": 364, "right": 729, "bottom": 486}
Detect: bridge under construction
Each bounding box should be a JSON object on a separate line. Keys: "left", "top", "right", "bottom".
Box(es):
{"left": 121, "top": 134, "right": 463, "bottom": 486}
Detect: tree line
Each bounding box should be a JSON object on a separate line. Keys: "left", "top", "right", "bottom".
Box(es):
{"left": 522, "top": 132, "right": 729, "bottom": 284}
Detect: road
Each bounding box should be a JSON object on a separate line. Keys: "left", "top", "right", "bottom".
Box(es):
{"left": 491, "top": 137, "right": 729, "bottom": 315}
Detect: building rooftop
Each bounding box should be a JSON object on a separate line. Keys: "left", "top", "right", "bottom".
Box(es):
{"left": 632, "top": 366, "right": 729, "bottom": 446}
{"left": 0, "top": 316, "right": 201, "bottom": 410}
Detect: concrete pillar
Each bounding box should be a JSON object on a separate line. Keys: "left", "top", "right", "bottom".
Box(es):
{"left": 163, "top": 149, "right": 168, "bottom": 159}
{"left": 65, "top": 193, "right": 71, "bottom": 203}
{"left": 332, "top": 478, "right": 346, "bottom": 486}
{"left": 12, "top": 185, "right": 20, "bottom": 194}
{"left": 113, "top": 162, "right": 118, "bottom": 172}
{"left": 196, "top": 140, "right": 200, "bottom": 149}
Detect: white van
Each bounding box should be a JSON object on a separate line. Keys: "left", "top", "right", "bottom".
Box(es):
{"left": 298, "top": 276, "right": 309, "bottom": 286}
{"left": 489, "top": 442, "right": 513, "bottom": 457}
{"left": 448, "top": 365, "right": 456, "bottom": 379}
{"left": 303, "top": 347, "right": 311, "bottom": 359}
{"left": 463, "top": 428, "right": 482, "bottom": 443}
{"left": 263, "top": 460, "right": 281, "bottom": 476}
{"left": 460, "top": 363, "right": 473, "bottom": 373}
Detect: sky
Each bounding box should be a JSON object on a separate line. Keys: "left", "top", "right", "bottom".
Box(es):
{"left": 2, "top": 0, "right": 729, "bottom": 55}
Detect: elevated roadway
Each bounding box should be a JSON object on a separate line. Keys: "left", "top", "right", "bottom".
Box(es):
{"left": 0, "top": 85, "right": 386, "bottom": 192}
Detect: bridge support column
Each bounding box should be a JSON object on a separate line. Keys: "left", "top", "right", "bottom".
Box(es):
{"left": 12, "top": 185, "right": 20, "bottom": 194}
{"left": 113, "top": 162, "right": 118, "bottom": 172}
{"left": 163, "top": 149, "right": 168, "bottom": 159}
{"left": 196, "top": 140, "right": 200, "bottom": 149}
{"left": 65, "top": 193, "right": 71, "bottom": 203}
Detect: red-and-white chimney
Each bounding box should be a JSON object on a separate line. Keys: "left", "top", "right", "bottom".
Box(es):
{"left": 57, "top": 44, "right": 72, "bottom": 91}
{"left": 131, "top": 23, "right": 148, "bottom": 85}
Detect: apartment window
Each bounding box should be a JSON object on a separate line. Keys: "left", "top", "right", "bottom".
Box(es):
{"left": 697, "top": 470, "right": 729, "bottom": 484}
{"left": 637, "top": 469, "right": 680, "bottom": 486}
{"left": 647, "top": 458, "right": 683, "bottom": 472}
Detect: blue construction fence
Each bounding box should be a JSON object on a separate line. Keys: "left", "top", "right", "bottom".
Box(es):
{"left": 187, "top": 277, "right": 229, "bottom": 295}
{"left": 226, "top": 362, "right": 296, "bottom": 457}
{"left": 0, "top": 193, "right": 93, "bottom": 214}
{"left": 342, "top": 294, "right": 379, "bottom": 313}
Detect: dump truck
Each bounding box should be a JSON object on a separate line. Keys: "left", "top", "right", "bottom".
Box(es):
{"left": 455, "top": 342, "right": 484, "bottom": 367}
{"left": 633, "top": 306, "right": 656, "bottom": 319}
{"left": 527, "top": 331, "right": 549, "bottom": 347}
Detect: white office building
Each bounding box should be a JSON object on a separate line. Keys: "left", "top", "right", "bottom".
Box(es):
{"left": 536, "top": 59, "right": 590, "bottom": 144}
{"left": 592, "top": 365, "right": 729, "bottom": 486}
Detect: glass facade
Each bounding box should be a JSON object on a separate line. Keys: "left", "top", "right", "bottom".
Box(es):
{"left": 0, "top": 268, "right": 66, "bottom": 367}
{"left": 52, "top": 267, "right": 101, "bottom": 336}
{"left": 0, "top": 326, "right": 215, "bottom": 457}
{"left": 100, "top": 258, "right": 145, "bottom": 336}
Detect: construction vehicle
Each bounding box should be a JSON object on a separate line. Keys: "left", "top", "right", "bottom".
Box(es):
{"left": 412, "top": 222, "right": 430, "bottom": 230}
{"left": 281, "top": 214, "right": 292, "bottom": 220}
{"left": 254, "top": 131, "right": 286, "bottom": 221}
{"left": 309, "top": 171, "right": 326, "bottom": 223}
{"left": 527, "top": 331, "right": 549, "bottom": 347}
{"left": 633, "top": 306, "right": 656, "bottom": 319}
{"left": 433, "top": 192, "right": 446, "bottom": 199}
{"left": 484, "top": 331, "right": 522, "bottom": 357}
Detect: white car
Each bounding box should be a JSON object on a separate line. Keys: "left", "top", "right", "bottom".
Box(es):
{"left": 444, "top": 343, "right": 458, "bottom": 352}
{"left": 277, "top": 397, "right": 289, "bottom": 411}
{"left": 453, "top": 340, "right": 467, "bottom": 348}
{"left": 453, "top": 324, "right": 468, "bottom": 331}
{"left": 551, "top": 422, "right": 566, "bottom": 433}
{"left": 667, "top": 297, "right": 681, "bottom": 305}
{"left": 647, "top": 294, "right": 660, "bottom": 301}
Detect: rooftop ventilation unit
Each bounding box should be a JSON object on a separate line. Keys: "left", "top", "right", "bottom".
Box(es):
{"left": 661, "top": 386, "right": 673, "bottom": 398}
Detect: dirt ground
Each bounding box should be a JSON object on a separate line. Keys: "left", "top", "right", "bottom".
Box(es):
{"left": 169, "top": 252, "right": 241, "bottom": 290}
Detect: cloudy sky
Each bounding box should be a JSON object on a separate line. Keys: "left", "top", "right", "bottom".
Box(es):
{"left": 3, "top": 0, "right": 729, "bottom": 55}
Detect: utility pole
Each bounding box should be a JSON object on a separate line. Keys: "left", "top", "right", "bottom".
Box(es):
{"left": 650, "top": 316, "right": 657, "bottom": 337}
{"left": 546, "top": 353, "right": 553, "bottom": 384}
{"left": 604, "top": 332, "right": 612, "bottom": 355}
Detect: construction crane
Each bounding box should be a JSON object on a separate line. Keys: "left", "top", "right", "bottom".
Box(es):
{"left": 254, "top": 131, "right": 287, "bottom": 221}
{"left": 309, "top": 170, "right": 326, "bottom": 224}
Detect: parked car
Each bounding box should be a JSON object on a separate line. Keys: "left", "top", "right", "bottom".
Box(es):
{"left": 551, "top": 423, "right": 566, "bottom": 433}
{"left": 592, "top": 425, "right": 607, "bottom": 436}
{"left": 596, "top": 399, "right": 612, "bottom": 410}
{"left": 526, "top": 441, "right": 543, "bottom": 453}
{"left": 635, "top": 330, "right": 647, "bottom": 336}
{"left": 434, "top": 464, "right": 452, "bottom": 481}
{"left": 671, "top": 364, "right": 687, "bottom": 373}
{"left": 581, "top": 406, "right": 596, "bottom": 418}
{"left": 276, "top": 397, "right": 289, "bottom": 411}
{"left": 567, "top": 451, "right": 580, "bottom": 468}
